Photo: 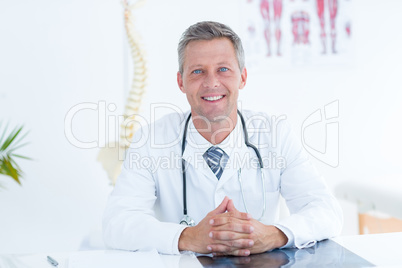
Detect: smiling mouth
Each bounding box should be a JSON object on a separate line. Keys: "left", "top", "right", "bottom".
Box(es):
{"left": 202, "top": 95, "right": 224, "bottom": 101}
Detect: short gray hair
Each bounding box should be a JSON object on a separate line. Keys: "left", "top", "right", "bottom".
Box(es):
{"left": 178, "top": 21, "right": 245, "bottom": 74}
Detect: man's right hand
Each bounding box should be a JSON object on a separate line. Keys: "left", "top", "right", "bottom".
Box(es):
{"left": 178, "top": 196, "right": 254, "bottom": 254}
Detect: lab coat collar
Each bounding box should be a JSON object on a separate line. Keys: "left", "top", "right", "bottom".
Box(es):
{"left": 181, "top": 115, "right": 210, "bottom": 179}
{"left": 218, "top": 117, "right": 251, "bottom": 186}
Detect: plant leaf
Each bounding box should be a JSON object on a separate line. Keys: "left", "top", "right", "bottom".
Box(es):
{"left": 11, "top": 129, "right": 30, "bottom": 148}
{"left": 10, "top": 154, "right": 32, "bottom": 160}
{"left": 0, "top": 126, "right": 23, "bottom": 151}
{"left": 8, "top": 142, "right": 29, "bottom": 154}
{"left": 0, "top": 157, "right": 21, "bottom": 184}
{"left": 0, "top": 123, "right": 30, "bottom": 186}
{"left": 0, "top": 122, "right": 10, "bottom": 146}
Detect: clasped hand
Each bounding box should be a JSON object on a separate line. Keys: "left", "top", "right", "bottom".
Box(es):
{"left": 178, "top": 196, "right": 287, "bottom": 256}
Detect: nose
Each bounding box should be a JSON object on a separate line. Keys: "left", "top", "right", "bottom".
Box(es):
{"left": 202, "top": 72, "right": 220, "bottom": 88}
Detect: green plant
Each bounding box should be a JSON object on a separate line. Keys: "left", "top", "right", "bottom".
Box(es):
{"left": 0, "top": 123, "right": 31, "bottom": 186}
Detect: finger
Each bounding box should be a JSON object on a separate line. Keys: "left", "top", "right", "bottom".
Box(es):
{"left": 209, "top": 216, "right": 254, "bottom": 230}
{"left": 211, "top": 221, "right": 254, "bottom": 234}
{"left": 226, "top": 200, "right": 252, "bottom": 219}
{"left": 228, "top": 210, "right": 252, "bottom": 220}
{"left": 227, "top": 199, "right": 238, "bottom": 212}
{"left": 208, "top": 238, "right": 254, "bottom": 251}
{"left": 209, "top": 245, "right": 251, "bottom": 257}
{"left": 210, "top": 210, "right": 251, "bottom": 225}
{"left": 210, "top": 231, "right": 253, "bottom": 242}
{"left": 228, "top": 249, "right": 252, "bottom": 257}
{"left": 210, "top": 196, "right": 230, "bottom": 216}
{"left": 207, "top": 243, "right": 230, "bottom": 254}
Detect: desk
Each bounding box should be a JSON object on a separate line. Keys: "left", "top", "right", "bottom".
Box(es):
{"left": 1, "top": 233, "right": 401, "bottom": 268}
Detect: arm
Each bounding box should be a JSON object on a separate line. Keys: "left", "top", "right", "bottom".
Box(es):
{"left": 102, "top": 146, "right": 186, "bottom": 254}
{"left": 275, "top": 121, "right": 343, "bottom": 248}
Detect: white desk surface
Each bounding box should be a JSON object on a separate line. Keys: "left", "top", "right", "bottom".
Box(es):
{"left": 332, "top": 232, "right": 402, "bottom": 267}
{"left": 1, "top": 232, "right": 401, "bottom": 268}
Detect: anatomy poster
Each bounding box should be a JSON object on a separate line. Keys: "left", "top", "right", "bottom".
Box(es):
{"left": 241, "top": 0, "right": 353, "bottom": 70}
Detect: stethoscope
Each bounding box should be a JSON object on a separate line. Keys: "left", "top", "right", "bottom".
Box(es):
{"left": 180, "top": 110, "right": 266, "bottom": 226}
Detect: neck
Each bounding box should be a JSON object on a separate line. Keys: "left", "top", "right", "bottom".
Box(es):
{"left": 192, "top": 110, "right": 238, "bottom": 145}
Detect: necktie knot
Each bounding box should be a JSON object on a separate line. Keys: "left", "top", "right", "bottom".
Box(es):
{"left": 203, "top": 146, "right": 227, "bottom": 179}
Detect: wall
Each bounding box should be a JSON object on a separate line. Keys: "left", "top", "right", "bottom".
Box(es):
{"left": 0, "top": 0, "right": 124, "bottom": 253}
{"left": 0, "top": 0, "right": 401, "bottom": 253}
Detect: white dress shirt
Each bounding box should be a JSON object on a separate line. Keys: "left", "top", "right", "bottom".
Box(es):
{"left": 103, "top": 110, "right": 343, "bottom": 254}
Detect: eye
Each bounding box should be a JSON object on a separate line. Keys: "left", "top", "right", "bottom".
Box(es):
{"left": 219, "top": 67, "right": 229, "bottom": 72}
{"left": 192, "top": 69, "right": 202, "bottom": 74}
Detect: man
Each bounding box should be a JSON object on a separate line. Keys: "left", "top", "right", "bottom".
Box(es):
{"left": 103, "top": 21, "right": 343, "bottom": 256}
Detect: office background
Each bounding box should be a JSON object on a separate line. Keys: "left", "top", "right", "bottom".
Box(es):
{"left": 0, "top": 0, "right": 401, "bottom": 254}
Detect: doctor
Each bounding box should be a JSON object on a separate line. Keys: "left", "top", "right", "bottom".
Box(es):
{"left": 103, "top": 21, "right": 343, "bottom": 256}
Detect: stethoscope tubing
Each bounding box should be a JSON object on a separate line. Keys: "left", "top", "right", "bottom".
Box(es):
{"left": 181, "top": 114, "right": 192, "bottom": 216}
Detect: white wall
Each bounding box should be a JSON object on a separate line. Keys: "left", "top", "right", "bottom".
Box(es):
{"left": 0, "top": 0, "right": 124, "bottom": 253}
{"left": 0, "top": 0, "right": 401, "bottom": 254}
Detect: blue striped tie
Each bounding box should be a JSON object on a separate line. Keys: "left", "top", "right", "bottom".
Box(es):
{"left": 204, "top": 146, "right": 226, "bottom": 179}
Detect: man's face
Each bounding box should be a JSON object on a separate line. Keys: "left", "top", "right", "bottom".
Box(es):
{"left": 177, "top": 38, "right": 247, "bottom": 124}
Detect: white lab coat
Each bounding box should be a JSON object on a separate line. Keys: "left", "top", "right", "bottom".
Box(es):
{"left": 103, "top": 110, "right": 343, "bottom": 254}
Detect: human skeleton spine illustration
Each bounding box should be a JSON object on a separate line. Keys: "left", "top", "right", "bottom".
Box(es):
{"left": 120, "top": 0, "right": 147, "bottom": 150}
{"left": 97, "top": 0, "right": 147, "bottom": 184}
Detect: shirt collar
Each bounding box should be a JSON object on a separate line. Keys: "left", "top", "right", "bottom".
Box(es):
{"left": 182, "top": 113, "right": 244, "bottom": 164}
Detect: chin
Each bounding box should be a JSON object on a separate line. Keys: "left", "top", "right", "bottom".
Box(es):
{"left": 207, "top": 112, "right": 234, "bottom": 123}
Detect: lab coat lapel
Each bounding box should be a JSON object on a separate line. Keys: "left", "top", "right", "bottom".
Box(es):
{"left": 217, "top": 123, "right": 250, "bottom": 187}
{"left": 182, "top": 119, "right": 218, "bottom": 181}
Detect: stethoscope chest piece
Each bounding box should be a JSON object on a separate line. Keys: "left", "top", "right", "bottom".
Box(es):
{"left": 180, "top": 215, "right": 196, "bottom": 226}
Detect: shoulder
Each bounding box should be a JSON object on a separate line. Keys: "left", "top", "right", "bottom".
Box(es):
{"left": 130, "top": 110, "right": 189, "bottom": 149}
{"left": 153, "top": 111, "right": 188, "bottom": 129}
{"left": 240, "top": 109, "right": 290, "bottom": 133}
{"left": 152, "top": 111, "right": 189, "bottom": 137}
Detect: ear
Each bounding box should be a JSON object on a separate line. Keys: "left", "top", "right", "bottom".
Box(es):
{"left": 177, "top": 71, "right": 185, "bottom": 93}
{"left": 239, "top": 67, "right": 247, "bottom": 90}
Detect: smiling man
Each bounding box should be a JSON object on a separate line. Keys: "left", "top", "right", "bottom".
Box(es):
{"left": 103, "top": 21, "right": 343, "bottom": 256}
{"left": 177, "top": 37, "right": 245, "bottom": 145}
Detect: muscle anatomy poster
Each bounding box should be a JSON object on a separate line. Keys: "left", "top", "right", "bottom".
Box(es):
{"left": 241, "top": 0, "right": 353, "bottom": 70}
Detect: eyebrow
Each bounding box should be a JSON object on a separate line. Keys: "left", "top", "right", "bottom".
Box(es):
{"left": 187, "top": 64, "right": 203, "bottom": 70}
{"left": 217, "top": 61, "right": 232, "bottom": 66}
{"left": 187, "top": 62, "right": 234, "bottom": 70}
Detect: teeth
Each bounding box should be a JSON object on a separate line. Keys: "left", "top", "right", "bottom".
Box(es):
{"left": 203, "top": 95, "right": 223, "bottom": 101}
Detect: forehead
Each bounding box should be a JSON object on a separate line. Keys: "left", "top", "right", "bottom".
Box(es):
{"left": 183, "top": 38, "right": 237, "bottom": 68}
